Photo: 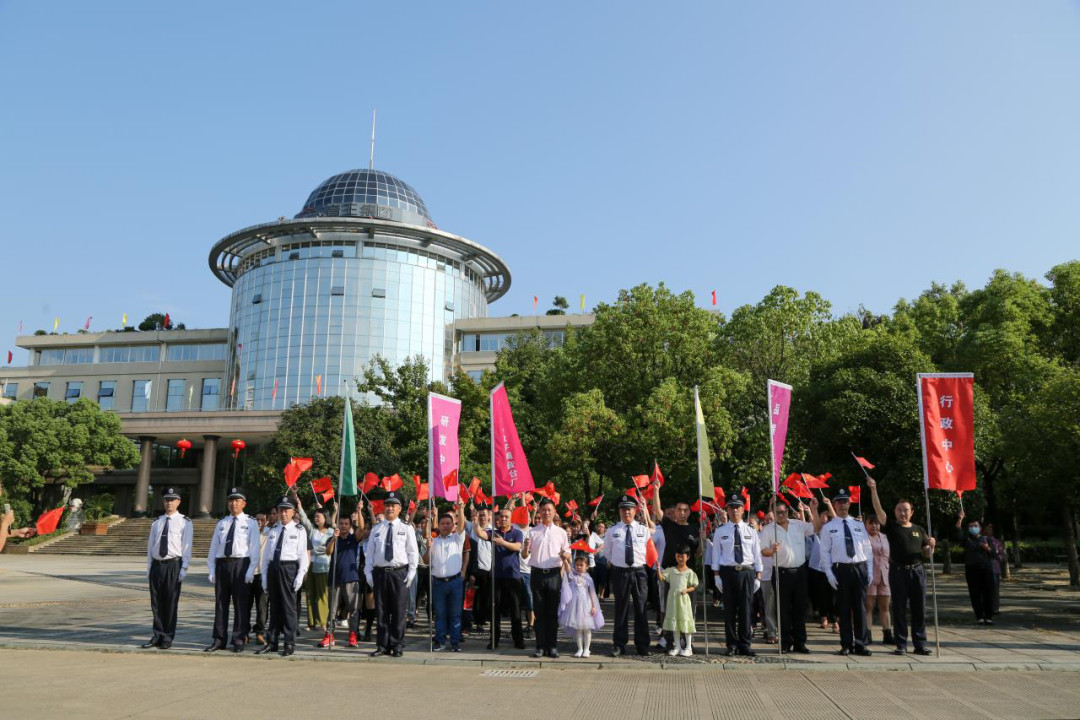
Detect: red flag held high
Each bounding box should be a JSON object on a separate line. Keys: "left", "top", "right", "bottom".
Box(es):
{"left": 35, "top": 506, "right": 65, "bottom": 535}
{"left": 854, "top": 456, "right": 875, "bottom": 470}
{"left": 510, "top": 507, "right": 530, "bottom": 525}
{"left": 362, "top": 472, "right": 379, "bottom": 493}
{"left": 380, "top": 474, "right": 403, "bottom": 492}
{"left": 283, "top": 464, "right": 301, "bottom": 488}
{"left": 713, "top": 486, "right": 726, "bottom": 504}
{"left": 803, "top": 473, "right": 830, "bottom": 489}
{"left": 536, "top": 481, "right": 556, "bottom": 499}
{"left": 416, "top": 483, "right": 429, "bottom": 501}
{"left": 632, "top": 474, "right": 650, "bottom": 489}
{"left": 293, "top": 457, "right": 314, "bottom": 473}
{"left": 848, "top": 486, "right": 862, "bottom": 503}
{"left": 566, "top": 499, "right": 578, "bottom": 512}
{"left": 474, "top": 487, "right": 489, "bottom": 506}
{"left": 408, "top": 500, "right": 416, "bottom": 516}
{"left": 468, "top": 477, "right": 481, "bottom": 499}
{"left": 588, "top": 494, "right": 604, "bottom": 507}
{"left": 645, "top": 538, "right": 659, "bottom": 568}
{"left": 369, "top": 499, "right": 385, "bottom": 516}
{"left": 917, "top": 373, "right": 976, "bottom": 492}
{"left": 443, "top": 469, "right": 459, "bottom": 491}
{"left": 742, "top": 487, "right": 750, "bottom": 511}
{"left": 711, "top": 290, "right": 717, "bottom": 306}
{"left": 782, "top": 474, "right": 813, "bottom": 498}
{"left": 569, "top": 539, "right": 595, "bottom": 553}
{"left": 311, "top": 476, "right": 333, "bottom": 494}
{"left": 650, "top": 461, "right": 665, "bottom": 487}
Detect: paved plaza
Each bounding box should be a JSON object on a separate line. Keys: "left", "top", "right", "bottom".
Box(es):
{"left": 2, "top": 555, "right": 1079, "bottom": 718}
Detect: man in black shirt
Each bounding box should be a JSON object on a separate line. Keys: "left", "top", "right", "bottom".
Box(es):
{"left": 867, "top": 477, "right": 936, "bottom": 656}
{"left": 651, "top": 485, "right": 700, "bottom": 652}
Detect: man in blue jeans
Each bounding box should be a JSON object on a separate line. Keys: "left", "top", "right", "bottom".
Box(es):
{"left": 426, "top": 498, "right": 468, "bottom": 651}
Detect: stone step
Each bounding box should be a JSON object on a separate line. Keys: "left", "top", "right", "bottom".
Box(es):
{"left": 34, "top": 517, "right": 220, "bottom": 557}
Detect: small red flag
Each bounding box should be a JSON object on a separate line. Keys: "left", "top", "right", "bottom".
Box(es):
{"left": 803, "top": 473, "right": 830, "bottom": 489}
{"left": 588, "top": 494, "right": 604, "bottom": 507}
{"left": 464, "top": 586, "right": 475, "bottom": 611}
{"left": 569, "top": 539, "right": 595, "bottom": 553}
{"left": 362, "top": 472, "right": 379, "bottom": 493}
{"left": 650, "top": 461, "right": 665, "bottom": 487}
{"left": 370, "top": 499, "right": 385, "bottom": 516}
{"left": 511, "top": 506, "right": 530, "bottom": 525}
{"left": 626, "top": 487, "right": 637, "bottom": 499}
{"left": 293, "top": 457, "right": 314, "bottom": 473}
{"left": 468, "top": 477, "right": 481, "bottom": 499}
{"left": 35, "top": 506, "right": 65, "bottom": 535}
{"left": 741, "top": 487, "right": 750, "bottom": 511}
{"left": 311, "top": 476, "right": 333, "bottom": 493}
{"left": 408, "top": 500, "right": 416, "bottom": 516}
{"left": 283, "top": 464, "right": 301, "bottom": 488}
{"left": 566, "top": 499, "right": 578, "bottom": 512}
{"left": 711, "top": 290, "right": 717, "bottom": 306}
{"left": 532, "top": 296, "right": 538, "bottom": 311}
{"left": 632, "top": 474, "right": 650, "bottom": 489}
{"left": 854, "top": 456, "right": 875, "bottom": 470}
{"left": 417, "top": 483, "right": 429, "bottom": 501}
{"left": 6, "top": 350, "right": 11, "bottom": 364}
{"left": 380, "top": 474, "right": 403, "bottom": 492}
{"left": 443, "top": 469, "right": 459, "bottom": 490}
{"left": 713, "top": 486, "right": 726, "bottom": 504}
{"left": 163, "top": 313, "right": 170, "bottom": 328}
{"left": 848, "top": 486, "right": 862, "bottom": 503}
{"left": 474, "top": 487, "right": 489, "bottom": 505}
{"left": 536, "top": 481, "right": 556, "bottom": 499}
{"left": 645, "top": 538, "right": 659, "bottom": 568}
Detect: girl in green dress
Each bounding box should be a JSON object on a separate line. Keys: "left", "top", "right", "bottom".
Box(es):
{"left": 658, "top": 546, "right": 698, "bottom": 656}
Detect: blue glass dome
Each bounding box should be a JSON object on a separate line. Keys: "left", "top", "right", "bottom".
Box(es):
{"left": 295, "top": 169, "right": 432, "bottom": 224}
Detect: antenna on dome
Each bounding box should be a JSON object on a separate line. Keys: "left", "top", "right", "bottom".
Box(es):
{"left": 369, "top": 108, "right": 376, "bottom": 171}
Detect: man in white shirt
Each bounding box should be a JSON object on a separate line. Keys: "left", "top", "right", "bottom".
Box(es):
{"left": 255, "top": 495, "right": 310, "bottom": 657}
{"left": 759, "top": 498, "right": 820, "bottom": 653}
{"left": 142, "top": 486, "right": 192, "bottom": 650}
{"left": 426, "top": 498, "right": 468, "bottom": 651}
{"left": 819, "top": 487, "right": 873, "bottom": 656}
{"left": 711, "top": 492, "right": 763, "bottom": 657}
{"left": 205, "top": 486, "right": 261, "bottom": 653}
{"left": 602, "top": 495, "right": 652, "bottom": 657}
{"left": 364, "top": 491, "right": 419, "bottom": 657}
{"left": 522, "top": 497, "right": 571, "bottom": 658}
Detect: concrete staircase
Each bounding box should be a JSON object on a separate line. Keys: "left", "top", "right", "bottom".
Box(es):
{"left": 34, "top": 517, "right": 218, "bottom": 557}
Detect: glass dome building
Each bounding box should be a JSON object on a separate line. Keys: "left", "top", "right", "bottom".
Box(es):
{"left": 208, "top": 169, "right": 510, "bottom": 410}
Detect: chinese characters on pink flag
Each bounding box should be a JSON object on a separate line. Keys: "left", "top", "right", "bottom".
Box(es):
{"left": 428, "top": 392, "right": 462, "bottom": 501}
{"left": 917, "top": 373, "right": 976, "bottom": 492}
{"left": 767, "top": 380, "right": 793, "bottom": 492}
{"left": 490, "top": 382, "right": 536, "bottom": 497}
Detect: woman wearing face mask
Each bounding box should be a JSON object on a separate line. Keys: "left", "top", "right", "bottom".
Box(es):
{"left": 956, "top": 509, "right": 995, "bottom": 625}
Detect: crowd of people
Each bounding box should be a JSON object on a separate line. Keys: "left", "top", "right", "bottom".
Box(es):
{"left": 140, "top": 475, "right": 1009, "bottom": 659}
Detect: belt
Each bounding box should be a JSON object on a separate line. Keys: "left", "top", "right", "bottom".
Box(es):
{"left": 532, "top": 567, "right": 560, "bottom": 576}
{"left": 433, "top": 575, "right": 460, "bottom": 582}
{"left": 270, "top": 560, "right": 298, "bottom": 567}
{"left": 216, "top": 556, "right": 245, "bottom": 563}
{"left": 778, "top": 566, "right": 803, "bottom": 573}
{"left": 899, "top": 562, "right": 924, "bottom": 570}
{"left": 376, "top": 564, "right": 408, "bottom": 571}
{"left": 153, "top": 557, "right": 180, "bottom": 564}
{"left": 833, "top": 561, "right": 867, "bottom": 568}
{"left": 613, "top": 564, "right": 646, "bottom": 571}
{"left": 723, "top": 565, "right": 753, "bottom": 572}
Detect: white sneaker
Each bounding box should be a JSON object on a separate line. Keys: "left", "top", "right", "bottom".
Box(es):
{"left": 573, "top": 649, "right": 583, "bottom": 658}
{"left": 679, "top": 647, "right": 692, "bottom": 657}
{"left": 582, "top": 649, "right": 590, "bottom": 658}
{"left": 668, "top": 646, "right": 678, "bottom": 656}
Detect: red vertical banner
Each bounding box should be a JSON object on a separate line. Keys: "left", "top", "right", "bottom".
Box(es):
{"left": 917, "top": 373, "right": 976, "bottom": 492}
{"left": 490, "top": 382, "right": 536, "bottom": 497}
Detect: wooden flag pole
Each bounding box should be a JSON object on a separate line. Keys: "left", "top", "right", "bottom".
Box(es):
{"left": 766, "top": 383, "right": 782, "bottom": 659}
{"left": 916, "top": 376, "right": 942, "bottom": 658}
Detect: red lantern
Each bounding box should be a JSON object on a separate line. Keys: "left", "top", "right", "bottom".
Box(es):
{"left": 231, "top": 439, "right": 246, "bottom": 459}
{"left": 175, "top": 439, "right": 192, "bottom": 458}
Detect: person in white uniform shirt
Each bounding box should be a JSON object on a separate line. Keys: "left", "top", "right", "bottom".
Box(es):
{"left": 759, "top": 497, "right": 822, "bottom": 653}
{"left": 364, "top": 491, "right": 419, "bottom": 657}
{"left": 819, "top": 487, "right": 873, "bottom": 656}
{"left": 142, "top": 486, "right": 192, "bottom": 650}
{"left": 711, "top": 492, "right": 762, "bottom": 656}
{"left": 205, "top": 486, "right": 261, "bottom": 653}
{"left": 602, "top": 494, "right": 653, "bottom": 657}
{"left": 255, "top": 495, "right": 310, "bottom": 657}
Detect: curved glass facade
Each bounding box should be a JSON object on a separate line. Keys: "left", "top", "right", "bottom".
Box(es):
{"left": 295, "top": 169, "right": 433, "bottom": 227}
{"left": 225, "top": 233, "right": 487, "bottom": 410}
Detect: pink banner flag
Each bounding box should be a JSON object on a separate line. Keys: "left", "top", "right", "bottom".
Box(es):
{"left": 490, "top": 382, "right": 536, "bottom": 497}
{"left": 429, "top": 392, "right": 462, "bottom": 500}
{"left": 768, "top": 379, "right": 793, "bottom": 492}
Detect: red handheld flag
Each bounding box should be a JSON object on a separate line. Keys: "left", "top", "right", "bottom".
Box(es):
{"left": 283, "top": 464, "right": 301, "bottom": 488}
{"left": 381, "top": 473, "right": 403, "bottom": 492}
{"left": 35, "top": 506, "right": 65, "bottom": 535}
{"left": 370, "top": 499, "right": 385, "bottom": 516}
{"left": 292, "top": 457, "right": 313, "bottom": 473}
{"left": 854, "top": 456, "right": 875, "bottom": 470}
{"left": 362, "top": 472, "right": 380, "bottom": 493}
{"left": 163, "top": 312, "right": 171, "bottom": 329}
{"left": 510, "top": 506, "right": 530, "bottom": 525}
{"left": 632, "top": 474, "right": 650, "bottom": 489}
{"left": 713, "top": 486, "right": 726, "bottom": 504}
{"left": 803, "top": 473, "right": 830, "bottom": 489}
{"left": 588, "top": 494, "right": 604, "bottom": 507}
{"left": 311, "top": 476, "right": 333, "bottom": 494}
{"left": 474, "top": 486, "right": 489, "bottom": 506}
{"left": 566, "top": 499, "right": 578, "bottom": 512}
{"left": 650, "top": 461, "right": 665, "bottom": 487}
{"left": 408, "top": 500, "right": 416, "bottom": 516}
{"left": 645, "top": 538, "right": 659, "bottom": 568}
{"left": 569, "top": 539, "right": 595, "bottom": 553}
{"left": 468, "top": 477, "right": 481, "bottom": 500}
{"left": 536, "top": 481, "right": 556, "bottom": 499}
{"left": 848, "top": 485, "right": 862, "bottom": 503}
{"left": 443, "top": 469, "right": 459, "bottom": 490}
{"left": 416, "top": 482, "right": 429, "bottom": 502}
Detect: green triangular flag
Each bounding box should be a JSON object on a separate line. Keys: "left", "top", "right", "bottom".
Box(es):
{"left": 339, "top": 398, "right": 358, "bottom": 496}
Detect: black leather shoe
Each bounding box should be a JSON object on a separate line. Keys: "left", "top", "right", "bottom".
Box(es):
{"left": 793, "top": 645, "right": 811, "bottom": 654}
{"left": 392, "top": 648, "right": 403, "bottom": 657}
{"left": 140, "top": 640, "right": 159, "bottom": 649}
{"left": 514, "top": 642, "right": 526, "bottom": 650}
{"left": 547, "top": 649, "right": 559, "bottom": 659}
{"left": 158, "top": 642, "right": 172, "bottom": 650}
{"left": 255, "top": 643, "right": 278, "bottom": 655}
{"left": 281, "top": 645, "right": 294, "bottom": 657}
{"left": 836, "top": 648, "right": 851, "bottom": 656}
{"left": 610, "top": 646, "right": 623, "bottom": 658}
{"left": 370, "top": 648, "right": 387, "bottom": 657}
{"left": 532, "top": 649, "right": 544, "bottom": 658}
{"left": 204, "top": 641, "right": 225, "bottom": 653}
{"left": 232, "top": 644, "right": 243, "bottom": 654}
{"left": 737, "top": 648, "right": 756, "bottom": 657}
{"left": 913, "top": 647, "right": 933, "bottom": 656}
{"left": 893, "top": 647, "right": 908, "bottom": 656}
{"left": 724, "top": 647, "right": 736, "bottom": 657}
{"left": 853, "top": 646, "right": 872, "bottom": 657}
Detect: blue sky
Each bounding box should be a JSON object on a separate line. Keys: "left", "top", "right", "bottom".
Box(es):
{"left": 1, "top": 2, "right": 1078, "bottom": 359}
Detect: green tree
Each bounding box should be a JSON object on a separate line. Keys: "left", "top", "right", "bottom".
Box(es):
{"left": 546, "top": 389, "right": 625, "bottom": 501}
{"left": 0, "top": 398, "right": 140, "bottom": 506}
{"left": 137, "top": 313, "right": 185, "bottom": 331}
{"left": 546, "top": 296, "right": 569, "bottom": 316}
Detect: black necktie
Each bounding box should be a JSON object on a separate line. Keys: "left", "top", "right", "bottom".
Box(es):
{"left": 734, "top": 524, "right": 744, "bottom": 564}
{"left": 158, "top": 517, "right": 170, "bottom": 558}
{"left": 624, "top": 525, "right": 634, "bottom": 566}
{"left": 273, "top": 526, "right": 284, "bottom": 562}
{"left": 843, "top": 519, "right": 855, "bottom": 559}
{"left": 384, "top": 523, "right": 394, "bottom": 563}
{"left": 224, "top": 517, "right": 237, "bottom": 557}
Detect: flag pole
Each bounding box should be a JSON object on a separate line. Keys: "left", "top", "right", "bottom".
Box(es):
{"left": 427, "top": 392, "right": 434, "bottom": 654}
{"left": 916, "top": 374, "right": 941, "bottom": 658}
{"left": 326, "top": 380, "right": 350, "bottom": 649}
{"left": 767, "top": 380, "right": 782, "bottom": 659}
{"left": 693, "top": 387, "right": 709, "bottom": 657}
{"left": 489, "top": 387, "right": 496, "bottom": 653}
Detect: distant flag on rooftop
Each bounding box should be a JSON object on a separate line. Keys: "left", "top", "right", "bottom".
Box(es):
{"left": 711, "top": 290, "right": 717, "bottom": 306}
{"left": 532, "top": 296, "right": 538, "bottom": 312}
{"left": 122, "top": 313, "right": 128, "bottom": 326}
{"left": 53, "top": 317, "right": 59, "bottom": 332}
{"left": 580, "top": 294, "right": 586, "bottom": 312}
{"left": 272, "top": 379, "right": 278, "bottom": 402}
{"left": 17, "top": 320, "right": 23, "bottom": 333}
{"left": 163, "top": 313, "right": 171, "bottom": 329}
{"left": 7, "top": 350, "right": 12, "bottom": 364}
{"left": 84, "top": 316, "right": 92, "bottom": 331}
{"left": 315, "top": 374, "right": 322, "bottom": 396}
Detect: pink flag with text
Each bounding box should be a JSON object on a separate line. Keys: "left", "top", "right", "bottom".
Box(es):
{"left": 490, "top": 382, "right": 536, "bottom": 497}
{"left": 768, "top": 379, "right": 793, "bottom": 492}
{"left": 429, "top": 392, "right": 462, "bottom": 501}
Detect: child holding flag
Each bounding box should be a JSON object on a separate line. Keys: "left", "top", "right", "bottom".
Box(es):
{"left": 559, "top": 549, "right": 604, "bottom": 657}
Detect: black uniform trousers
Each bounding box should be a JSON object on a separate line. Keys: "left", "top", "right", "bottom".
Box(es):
{"left": 530, "top": 567, "right": 561, "bottom": 652}
{"left": 212, "top": 557, "right": 251, "bottom": 646}
{"left": 964, "top": 564, "right": 995, "bottom": 621}
{"left": 493, "top": 575, "right": 524, "bottom": 647}
{"left": 248, "top": 576, "right": 268, "bottom": 636}
{"left": 374, "top": 565, "right": 408, "bottom": 651}
{"left": 471, "top": 568, "right": 492, "bottom": 629}
{"left": 149, "top": 558, "right": 182, "bottom": 644}
{"left": 834, "top": 561, "right": 870, "bottom": 650}
{"left": 889, "top": 564, "right": 927, "bottom": 650}
{"left": 610, "top": 565, "right": 650, "bottom": 653}
{"left": 720, "top": 566, "right": 754, "bottom": 651}
{"left": 776, "top": 566, "right": 808, "bottom": 650}
{"left": 267, "top": 561, "right": 299, "bottom": 646}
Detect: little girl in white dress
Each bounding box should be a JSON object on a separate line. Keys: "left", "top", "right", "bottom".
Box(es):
{"left": 559, "top": 553, "right": 605, "bottom": 657}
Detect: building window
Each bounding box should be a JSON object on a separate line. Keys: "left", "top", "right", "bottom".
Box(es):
{"left": 467, "top": 370, "right": 483, "bottom": 383}
{"left": 166, "top": 379, "right": 186, "bottom": 411}
{"left": 33, "top": 381, "right": 50, "bottom": 398}
{"left": 252, "top": 294, "right": 263, "bottom": 304}
{"left": 65, "top": 381, "right": 83, "bottom": 403}
{"left": 131, "top": 380, "right": 151, "bottom": 412}
{"left": 100, "top": 345, "right": 160, "bottom": 363}
{"left": 64, "top": 348, "right": 94, "bottom": 364}
{"left": 166, "top": 343, "right": 227, "bottom": 363}
{"left": 330, "top": 286, "right": 345, "bottom": 296}
{"left": 3, "top": 382, "right": 18, "bottom": 399}
{"left": 331, "top": 249, "right": 344, "bottom": 258}
{"left": 201, "top": 378, "right": 220, "bottom": 411}
{"left": 372, "top": 288, "right": 386, "bottom": 298}
{"left": 98, "top": 381, "right": 116, "bottom": 411}
{"left": 39, "top": 349, "right": 65, "bottom": 366}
